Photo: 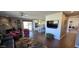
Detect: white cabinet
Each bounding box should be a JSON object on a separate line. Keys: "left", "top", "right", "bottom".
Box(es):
{"left": 75, "top": 32, "right": 79, "bottom": 47}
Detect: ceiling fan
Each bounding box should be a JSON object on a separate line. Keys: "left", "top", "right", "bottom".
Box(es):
{"left": 19, "top": 12, "right": 28, "bottom": 18}
{"left": 20, "top": 12, "right": 24, "bottom": 16}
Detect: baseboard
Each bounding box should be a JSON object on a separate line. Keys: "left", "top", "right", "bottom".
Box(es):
{"left": 60, "top": 34, "right": 66, "bottom": 40}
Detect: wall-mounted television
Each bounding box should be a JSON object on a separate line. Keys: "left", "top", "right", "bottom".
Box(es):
{"left": 47, "top": 20, "right": 59, "bottom": 28}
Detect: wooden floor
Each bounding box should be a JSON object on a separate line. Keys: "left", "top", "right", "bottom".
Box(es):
{"left": 59, "top": 32, "right": 76, "bottom": 48}
{"left": 33, "top": 32, "right": 76, "bottom": 48}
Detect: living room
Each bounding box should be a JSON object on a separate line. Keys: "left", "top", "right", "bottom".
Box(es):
{"left": 1, "top": 0, "right": 79, "bottom": 59}
{"left": 0, "top": 11, "right": 79, "bottom": 48}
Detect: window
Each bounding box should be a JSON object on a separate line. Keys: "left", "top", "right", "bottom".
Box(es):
{"left": 23, "top": 21, "right": 32, "bottom": 31}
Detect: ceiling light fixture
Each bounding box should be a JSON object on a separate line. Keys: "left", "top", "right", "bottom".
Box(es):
{"left": 70, "top": 11, "right": 74, "bottom": 13}
{"left": 20, "top": 12, "right": 24, "bottom": 16}
{"left": 19, "top": 12, "right": 29, "bottom": 18}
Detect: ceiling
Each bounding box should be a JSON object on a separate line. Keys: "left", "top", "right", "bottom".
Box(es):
{"left": 0, "top": 11, "right": 79, "bottom": 20}
{"left": 63, "top": 11, "right": 79, "bottom": 16}
{"left": 0, "top": 11, "right": 59, "bottom": 20}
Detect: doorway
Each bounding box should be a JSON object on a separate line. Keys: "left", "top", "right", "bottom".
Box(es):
{"left": 23, "top": 21, "right": 33, "bottom": 38}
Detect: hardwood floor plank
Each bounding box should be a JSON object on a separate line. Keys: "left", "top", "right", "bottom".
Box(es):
{"left": 33, "top": 32, "right": 76, "bottom": 48}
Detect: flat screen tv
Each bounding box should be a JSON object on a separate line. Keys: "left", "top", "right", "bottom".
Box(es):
{"left": 47, "top": 20, "right": 59, "bottom": 28}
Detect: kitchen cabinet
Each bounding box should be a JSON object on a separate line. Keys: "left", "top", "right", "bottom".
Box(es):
{"left": 75, "top": 32, "right": 79, "bottom": 47}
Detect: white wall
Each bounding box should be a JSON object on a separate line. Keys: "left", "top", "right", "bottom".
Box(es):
{"left": 45, "top": 12, "right": 63, "bottom": 40}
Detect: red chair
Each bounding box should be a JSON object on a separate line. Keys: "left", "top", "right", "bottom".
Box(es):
{"left": 24, "top": 29, "right": 29, "bottom": 37}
